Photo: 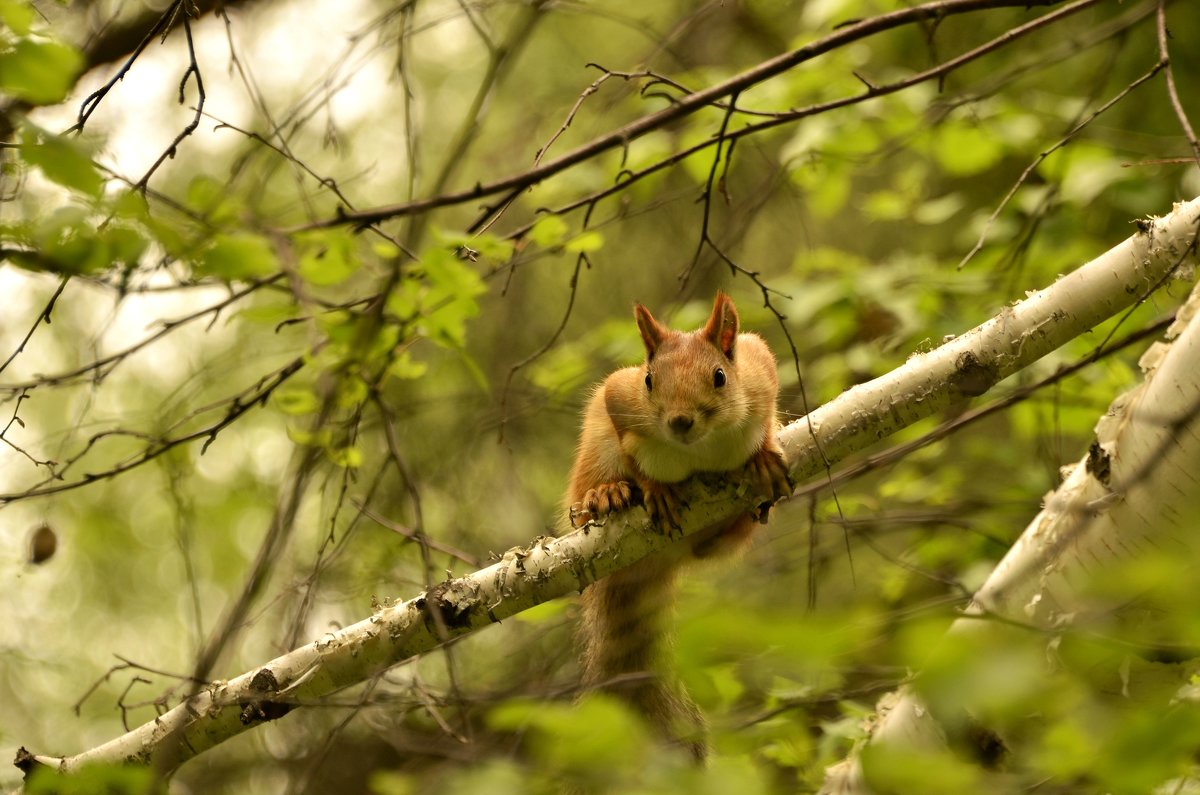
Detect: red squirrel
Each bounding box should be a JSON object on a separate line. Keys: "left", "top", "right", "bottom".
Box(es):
{"left": 566, "top": 291, "right": 791, "bottom": 759}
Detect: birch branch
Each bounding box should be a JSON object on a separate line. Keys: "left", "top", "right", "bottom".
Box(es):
{"left": 16, "top": 197, "right": 1200, "bottom": 779}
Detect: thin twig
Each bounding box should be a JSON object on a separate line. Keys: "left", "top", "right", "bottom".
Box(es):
{"left": 1155, "top": 0, "right": 1200, "bottom": 169}
{"left": 134, "top": 11, "right": 206, "bottom": 191}
{"left": 0, "top": 275, "right": 68, "bottom": 376}
{"left": 496, "top": 205, "right": 593, "bottom": 442}
{"left": 70, "top": 1, "right": 185, "bottom": 133}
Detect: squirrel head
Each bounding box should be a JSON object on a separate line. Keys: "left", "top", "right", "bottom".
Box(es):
{"left": 631, "top": 291, "right": 748, "bottom": 446}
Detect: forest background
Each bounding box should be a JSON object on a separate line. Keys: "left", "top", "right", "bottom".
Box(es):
{"left": 2, "top": 0, "right": 1200, "bottom": 793}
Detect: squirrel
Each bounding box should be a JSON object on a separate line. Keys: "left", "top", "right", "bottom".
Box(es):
{"left": 565, "top": 290, "right": 791, "bottom": 760}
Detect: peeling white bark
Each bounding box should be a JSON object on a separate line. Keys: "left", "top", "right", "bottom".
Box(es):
{"left": 19, "top": 197, "right": 1200, "bottom": 780}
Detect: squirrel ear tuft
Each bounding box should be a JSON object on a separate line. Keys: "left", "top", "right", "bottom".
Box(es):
{"left": 703, "top": 291, "right": 739, "bottom": 359}
{"left": 634, "top": 302, "right": 670, "bottom": 356}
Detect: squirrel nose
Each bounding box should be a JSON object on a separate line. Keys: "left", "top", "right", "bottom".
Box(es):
{"left": 668, "top": 414, "right": 694, "bottom": 435}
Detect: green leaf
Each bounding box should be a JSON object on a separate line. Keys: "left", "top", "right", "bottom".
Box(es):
{"left": 285, "top": 425, "right": 331, "bottom": 447}
{"left": 297, "top": 230, "right": 359, "bottom": 286}
{"left": 369, "top": 771, "right": 415, "bottom": 795}
{"left": 275, "top": 387, "right": 321, "bottom": 415}
{"left": 0, "top": 0, "right": 36, "bottom": 35}
{"left": 20, "top": 127, "right": 103, "bottom": 198}
{"left": 236, "top": 302, "right": 300, "bottom": 326}
{"left": 863, "top": 191, "right": 908, "bottom": 222}
{"left": 0, "top": 38, "right": 83, "bottom": 105}
{"left": 679, "top": 126, "right": 722, "bottom": 184}
{"left": 142, "top": 210, "right": 188, "bottom": 257}
{"left": 488, "top": 696, "right": 651, "bottom": 773}
{"left": 328, "top": 446, "right": 363, "bottom": 468}
{"left": 102, "top": 225, "right": 147, "bottom": 267}
{"left": 1059, "top": 145, "right": 1127, "bottom": 205}
{"left": 33, "top": 207, "right": 110, "bottom": 273}
{"left": 789, "top": 157, "right": 849, "bottom": 218}
{"left": 935, "top": 123, "right": 1004, "bottom": 177}
{"left": 185, "top": 174, "right": 243, "bottom": 224}
{"left": 372, "top": 240, "right": 401, "bottom": 259}
{"left": 26, "top": 762, "right": 154, "bottom": 795}
{"left": 197, "top": 233, "right": 278, "bottom": 281}
{"left": 800, "top": 0, "right": 870, "bottom": 28}
{"left": 913, "top": 193, "right": 964, "bottom": 225}
{"left": 386, "top": 279, "right": 420, "bottom": 320}
{"left": 420, "top": 247, "right": 485, "bottom": 348}
{"left": 471, "top": 233, "right": 515, "bottom": 261}
{"left": 528, "top": 343, "right": 590, "bottom": 395}
{"left": 316, "top": 310, "right": 360, "bottom": 349}
{"left": 861, "top": 744, "right": 983, "bottom": 794}
{"left": 705, "top": 662, "right": 745, "bottom": 709}
{"left": 186, "top": 174, "right": 225, "bottom": 210}
{"left": 564, "top": 230, "right": 604, "bottom": 253}
{"left": 513, "top": 599, "right": 569, "bottom": 624}
{"left": 528, "top": 216, "right": 569, "bottom": 247}
{"left": 387, "top": 351, "right": 427, "bottom": 380}
{"left": 435, "top": 229, "right": 516, "bottom": 262}
{"left": 336, "top": 375, "right": 368, "bottom": 408}
{"left": 110, "top": 189, "right": 149, "bottom": 219}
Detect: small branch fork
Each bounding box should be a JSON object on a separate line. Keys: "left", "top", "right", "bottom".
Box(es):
{"left": 71, "top": 0, "right": 187, "bottom": 134}
{"left": 67, "top": 1, "right": 207, "bottom": 192}
{"left": 134, "top": 12, "right": 206, "bottom": 191}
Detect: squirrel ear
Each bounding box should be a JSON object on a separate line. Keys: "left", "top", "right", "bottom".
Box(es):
{"left": 703, "top": 291, "right": 739, "bottom": 359}
{"left": 634, "top": 303, "right": 670, "bottom": 357}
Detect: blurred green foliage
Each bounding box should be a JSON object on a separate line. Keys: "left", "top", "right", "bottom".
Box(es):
{"left": 25, "top": 763, "right": 155, "bottom": 795}
{"left": 2, "top": 0, "right": 1199, "bottom": 792}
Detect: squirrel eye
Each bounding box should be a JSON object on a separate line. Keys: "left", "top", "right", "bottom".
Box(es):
{"left": 713, "top": 367, "right": 726, "bottom": 388}
{"left": 644, "top": 371, "right": 653, "bottom": 391}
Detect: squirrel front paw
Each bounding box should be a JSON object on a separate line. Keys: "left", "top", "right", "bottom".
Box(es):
{"left": 637, "top": 478, "right": 686, "bottom": 533}
{"left": 570, "top": 480, "right": 636, "bottom": 528}
{"left": 744, "top": 444, "right": 792, "bottom": 519}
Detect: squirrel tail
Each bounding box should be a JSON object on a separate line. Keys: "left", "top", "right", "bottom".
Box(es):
{"left": 579, "top": 554, "right": 707, "bottom": 761}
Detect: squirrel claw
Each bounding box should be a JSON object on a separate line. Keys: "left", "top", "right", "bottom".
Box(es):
{"left": 745, "top": 444, "right": 792, "bottom": 506}
{"left": 571, "top": 480, "right": 636, "bottom": 528}
{"left": 638, "top": 479, "right": 685, "bottom": 534}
